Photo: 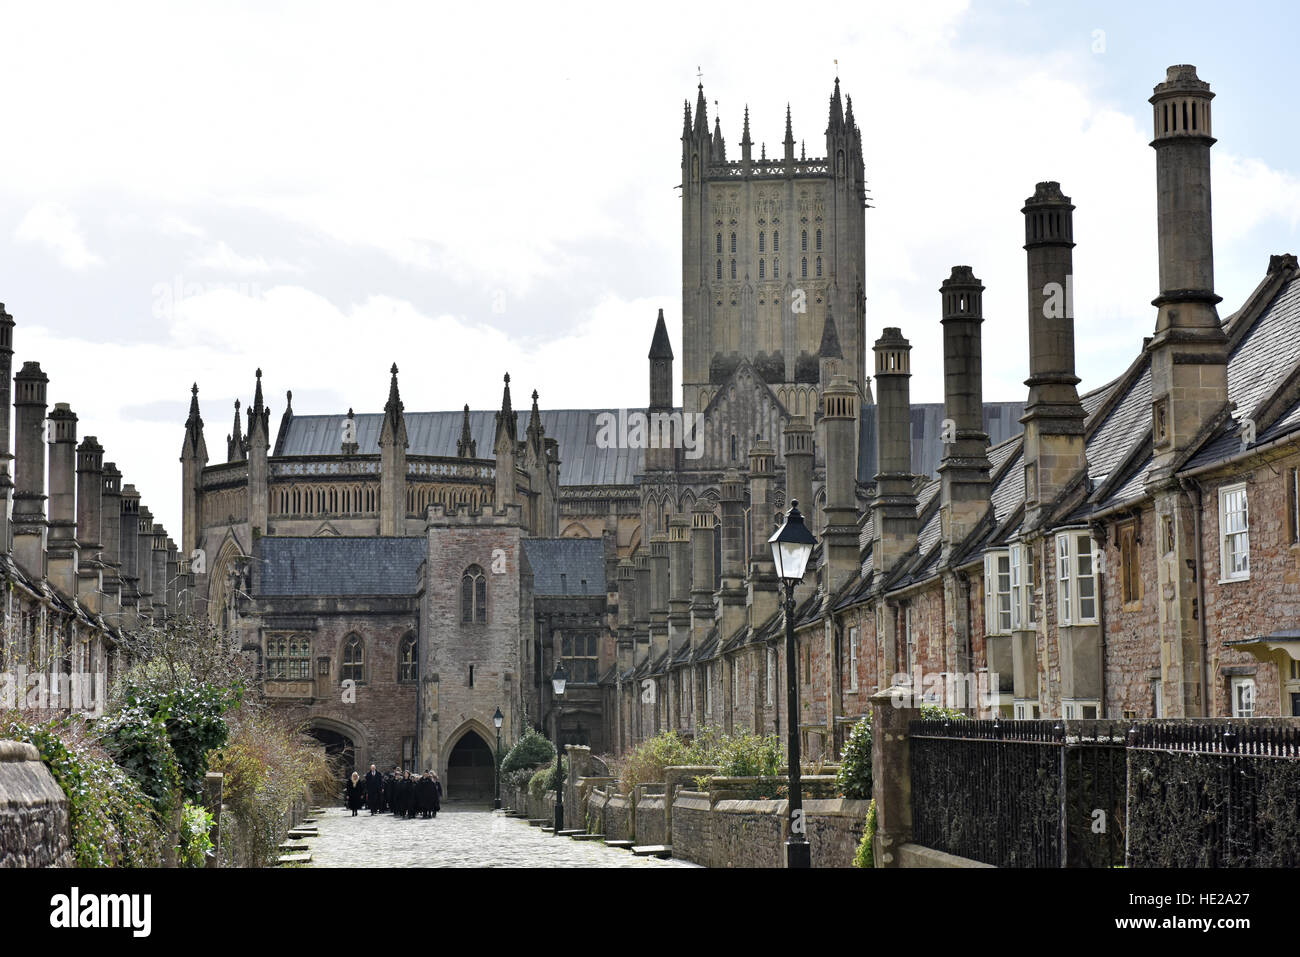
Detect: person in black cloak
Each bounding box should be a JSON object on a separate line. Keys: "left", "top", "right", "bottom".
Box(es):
{"left": 364, "top": 763, "right": 384, "bottom": 815}
{"left": 398, "top": 770, "right": 415, "bottom": 819}
{"left": 414, "top": 772, "right": 435, "bottom": 819}
{"left": 431, "top": 772, "right": 443, "bottom": 817}
{"left": 383, "top": 768, "right": 397, "bottom": 813}
{"left": 345, "top": 771, "right": 364, "bottom": 816}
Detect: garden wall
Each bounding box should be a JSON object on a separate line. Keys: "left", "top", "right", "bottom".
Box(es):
{"left": 0, "top": 740, "right": 71, "bottom": 868}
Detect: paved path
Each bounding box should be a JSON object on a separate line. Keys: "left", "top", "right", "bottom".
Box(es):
{"left": 303, "top": 805, "right": 697, "bottom": 868}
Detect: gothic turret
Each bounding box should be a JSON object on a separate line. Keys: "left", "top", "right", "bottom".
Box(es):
{"left": 247, "top": 369, "right": 271, "bottom": 536}
{"left": 227, "top": 399, "right": 245, "bottom": 462}
{"left": 379, "top": 363, "right": 408, "bottom": 535}
{"left": 494, "top": 373, "right": 519, "bottom": 511}
{"left": 456, "top": 404, "right": 476, "bottom": 458}
{"left": 181, "top": 383, "right": 208, "bottom": 555}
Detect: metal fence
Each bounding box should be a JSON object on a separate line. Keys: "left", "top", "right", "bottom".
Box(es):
{"left": 909, "top": 719, "right": 1128, "bottom": 868}
{"left": 1127, "top": 721, "right": 1300, "bottom": 867}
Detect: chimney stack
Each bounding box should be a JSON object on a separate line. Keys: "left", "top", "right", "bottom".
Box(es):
{"left": 689, "top": 501, "right": 716, "bottom": 644}
{"left": 1021, "top": 182, "right": 1087, "bottom": 525}
{"left": 100, "top": 462, "right": 123, "bottom": 612}
{"left": 1147, "top": 64, "right": 1229, "bottom": 474}
{"left": 119, "top": 484, "right": 141, "bottom": 610}
{"left": 47, "top": 403, "right": 80, "bottom": 597}
{"left": 718, "top": 468, "right": 748, "bottom": 641}
{"left": 667, "top": 515, "right": 692, "bottom": 652}
{"left": 747, "top": 440, "right": 779, "bottom": 626}
{"left": 0, "top": 305, "right": 14, "bottom": 554}
{"left": 136, "top": 505, "right": 155, "bottom": 615}
{"left": 938, "top": 267, "right": 992, "bottom": 554}
{"left": 76, "top": 436, "right": 105, "bottom": 611}
{"left": 12, "top": 362, "right": 49, "bottom": 578}
{"left": 870, "top": 332, "right": 919, "bottom": 576}
{"left": 822, "top": 374, "right": 862, "bottom": 593}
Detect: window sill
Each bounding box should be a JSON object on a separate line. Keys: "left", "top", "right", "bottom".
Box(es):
{"left": 1218, "top": 575, "right": 1250, "bottom": 585}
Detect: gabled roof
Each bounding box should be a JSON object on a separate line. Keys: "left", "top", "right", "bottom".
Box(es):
{"left": 521, "top": 538, "right": 607, "bottom": 596}
{"left": 256, "top": 536, "right": 425, "bottom": 597}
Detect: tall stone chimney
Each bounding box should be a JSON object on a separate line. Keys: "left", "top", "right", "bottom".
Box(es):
{"left": 1147, "top": 65, "right": 1228, "bottom": 476}
{"left": 0, "top": 305, "right": 14, "bottom": 555}
{"left": 747, "top": 440, "right": 779, "bottom": 626}
{"left": 782, "top": 416, "right": 815, "bottom": 529}
{"left": 151, "top": 523, "right": 169, "bottom": 618}
{"left": 649, "top": 532, "right": 670, "bottom": 661}
{"left": 119, "top": 484, "right": 141, "bottom": 610}
{"left": 1021, "top": 182, "right": 1086, "bottom": 526}
{"left": 100, "top": 462, "right": 123, "bottom": 611}
{"left": 938, "top": 267, "right": 992, "bottom": 555}
{"left": 718, "top": 469, "right": 748, "bottom": 641}
{"left": 634, "top": 552, "right": 651, "bottom": 666}
{"left": 76, "top": 436, "right": 105, "bottom": 611}
{"left": 136, "top": 505, "right": 155, "bottom": 615}
{"left": 47, "top": 403, "right": 80, "bottom": 597}
{"left": 689, "top": 501, "right": 716, "bottom": 644}
{"left": 615, "top": 557, "right": 636, "bottom": 672}
{"left": 870, "top": 332, "right": 919, "bottom": 576}
{"left": 822, "top": 374, "right": 862, "bottom": 593}
{"left": 12, "top": 362, "right": 49, "bottom": 578}
{"left": 667, "top": 515, "right": 692, "bottom": 651}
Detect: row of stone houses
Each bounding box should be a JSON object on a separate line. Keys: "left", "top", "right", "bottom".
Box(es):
{"left": 0, "top": 303, "right": 193, "bottom": 717}
{"left": 605, "top": 65, "right": 1300, "bottom": 758}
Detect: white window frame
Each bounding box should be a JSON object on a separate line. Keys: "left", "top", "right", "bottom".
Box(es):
{"left": 1055, "top": 530, "right": 1099, "bottom": 625}
{"left": 1010, "top": 542, "right": 1032, "bottom": 630}
{"left": 847, "top": 625, "right": 859, "bottom": 692}
{"left": 1230, "top": 676, "right": 1255, "bottom": 718}
{"left": 1219, "top": 482, "right": 1250, "bottom": 582}
{"left": 1063, "top": 699, "right": 1100, "bottom": 720}
{"left": 1013, "top": 700, "right": 1040, "bottom": 720}
{"left": 984, "top": 550, "right": 1012, "bottom": 635}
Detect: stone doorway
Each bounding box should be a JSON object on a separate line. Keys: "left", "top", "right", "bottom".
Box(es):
{"left": 308, "top": 726, "right": 356, "bottom": 784}
{"left": 446, "top": 731, "right": 495, "bottom": 802}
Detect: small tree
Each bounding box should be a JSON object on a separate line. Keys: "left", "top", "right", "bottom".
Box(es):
{"left": 501, "top": 727, "right": 556, "bottom": 774}
{"left": 835, "top": 716, "right": 872, "bottom": 799}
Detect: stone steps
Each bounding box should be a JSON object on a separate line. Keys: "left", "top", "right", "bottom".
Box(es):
{"left": 556, "top": 829, "right": 584, "bottom": 836}
{"left": 278, "top": 843, "right": 310, "bottom": 852}
{"left": 527, "top": 819, "right": 548, "bottom": 826}
{"left": 286, "top": 828, "right": 319, "bottom": 839}
{"left": 631, "top": 845, "right": 672, "bottom": 858}
{"left": 570, "top": 833, "right": 606, "bottom": 841}
{"left": 276, "top": 852, "right": 312, "bottom": 865}
{"left": 604, "top": 840, "right": 634, "bottom": 849}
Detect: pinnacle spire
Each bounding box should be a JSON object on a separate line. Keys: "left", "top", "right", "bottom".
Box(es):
{"left": 694, "top": 82, "right": 708, "bottom": 137}
{"left": 828, "top": 76, "right": 844, "bottom": 132}
{"left": 495, "top": 372, "right": 517, "bottom": 447}
{"left": 785, "top": 103, "right": 794, "bottom": 144}
{"left": 818, "top": 302, "right": 843, "bottom": 359}
{"left": 648, "top": 308, "right": 674, "bottom": 360}
{"left": 251, "top": 368, "right": 264, "bottom": 416}
{"left": 682, "top": 99, "right": 692, "bottom": 138}
{"left": 227, "top": 398, "right": 245, "bottom": 462}
{"left": 741, "top": 105, "right": 752, "bottom": 146}
{"left": 527, "top": 388, "right": 544, "bottom": 453}
{"left": 381, "top": 362, "right": 407, "bottom": 448}
{"left": 456, "top": 403, "right": 476, "bottom": 458}
{"left": 183, "top": 382, "right": 205, "bottom": 459}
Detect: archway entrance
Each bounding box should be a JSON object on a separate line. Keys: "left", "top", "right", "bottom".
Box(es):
{"left": 308, "top": 726, "right": 356, "bottom": 784}
{"left": 446, "top": 731, "right": 495, "bottom": 802}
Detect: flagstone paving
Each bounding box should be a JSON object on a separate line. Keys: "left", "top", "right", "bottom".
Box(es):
{"left": 303, "top": 805, "right": 697, "bottom": 868}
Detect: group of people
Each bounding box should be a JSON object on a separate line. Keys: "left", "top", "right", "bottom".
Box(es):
{"left": 344, "top": 764, "right": 443, "bottom": 819}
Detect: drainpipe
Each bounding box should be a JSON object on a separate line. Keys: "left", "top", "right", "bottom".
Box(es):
{"left": 1091, "top": 521, "right": 1108, "bottom": 719}
{"left": 1179, "top": 476, "right": 1212, "bottom": 717}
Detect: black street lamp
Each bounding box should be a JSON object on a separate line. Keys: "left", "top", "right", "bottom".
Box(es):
{"left": 493, "top": 706, "right": 504, "bottom": 810}
{"left": 768, "top": 499, "right": 818, "bottom": 869}
{"left": 551, "top": 663, "right": 568, "bottom": 834}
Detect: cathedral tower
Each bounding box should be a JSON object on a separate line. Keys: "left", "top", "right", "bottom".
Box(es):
{"left": 680, "top": 79, "right": 867, "bottom": 417}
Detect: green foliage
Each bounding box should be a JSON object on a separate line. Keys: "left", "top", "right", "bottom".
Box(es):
{"left": 177, "top": 801, "right": 215, "bottom": 868}
{"left": 100, "top": 681, "right": 233, "bottom": 815}
{"left": 209, "top": 709, "right": 335, "bottom": 867}
{"left": 2, "top": 714, "right": 166, "bottom": 868}
{"left": 713, "top": 730, "right": 782, "bottom": 778}
{"left": 618, "top": 730, "right": 698, "bottom": 794}
{"left": 921, "top": 704, "right": 967, "bottom": 721}
{"left": 836, "top": 716, "right": 873, "bottom": 799}
{"left": 501, "top": 727, "right": 555, "bottom": 774}
{"left": 526, "top": 756, "right": 570, "bottom": 798}
{"left": 853, "top": 798, "right": 877, "bottom": 869}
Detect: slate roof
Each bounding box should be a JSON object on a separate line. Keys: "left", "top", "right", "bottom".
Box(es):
{"left": 277, "top": 409, "right": 644, "bottom": 486}
{"left": 256, "top": 536, "right": 426, "bottom": 596}
{"left": 521, "top": 538, "right": 607, "bottom": 596}
{"left": 857, "top": 401, "right": 1025, "bottom": 483}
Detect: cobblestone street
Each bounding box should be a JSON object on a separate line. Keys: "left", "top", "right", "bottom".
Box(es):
{"left": 303, "top": 805, "right": 698, "bottom": 868}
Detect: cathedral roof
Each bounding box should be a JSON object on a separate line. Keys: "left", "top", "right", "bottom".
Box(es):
{"left": 276, "top": 408, "right": 645, "bottom": 486}
{"left": 255, "top": 536, "right": 426, "bottom": 597}
{"left": 522, "top": 538, "right": 607, "bottom": 596}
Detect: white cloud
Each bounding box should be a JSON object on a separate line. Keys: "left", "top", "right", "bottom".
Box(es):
{"left": 13, "top": 202, "right": 103, "bottom": 269}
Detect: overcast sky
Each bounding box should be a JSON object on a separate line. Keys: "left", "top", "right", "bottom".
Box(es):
{"left": 2, "top": 0, "right": 1297, "bottom": 535}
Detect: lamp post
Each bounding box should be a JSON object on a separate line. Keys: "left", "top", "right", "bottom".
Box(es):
{"left": 492, "top": 706, "right": 504, "bottom": 810}
{"left": 768, "top": 499, "right": 818, "bottom": 869}
{"left": 551, "top": 663, "right": 568, "bottom": 834}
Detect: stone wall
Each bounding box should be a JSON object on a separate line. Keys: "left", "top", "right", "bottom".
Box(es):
{"left": 634, "top": 787, "right": 667, "bottom": 845}
{"left": 0, "top": 740, "right": 72, "bottom": 868}
{"left": 605, "top": 791, "right": 634, "bottom": 842}
{"left": 668, "top": 791, "right": 713, "bottom": 865}
{"left": 713, "top": 799, "right": 785, "bottom": 868}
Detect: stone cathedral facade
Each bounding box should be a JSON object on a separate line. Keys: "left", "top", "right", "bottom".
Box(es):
{"left": 170, "top": 66, "right": 1300, "bottom": 790}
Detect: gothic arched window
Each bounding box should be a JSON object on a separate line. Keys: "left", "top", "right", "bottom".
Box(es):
{"left": 399, "top": 633, "right": 417, "bottom": 682}
{"left": 716, "top": 233, "right": 722, "bottom": 254}
{"left": 462, "top": 565, "right": 487, "bottom": 624}
{"left": 759, "top": 259, "right": 765, "bottom": 279}
{"left": 801, "top": 229, "right": 808, "bottom": 251}
{"left": 801, "top": 257, "right": 808, "bottom": 278}
{"left": 773, "top": 230, "right": 779, "bottom": 252}
{"left": 730, "top": 232, "right": 736, "bottom": 254}
{"left": 816, "top": 256, "right": 823, "bottom": 277}
{"left": 730, "top": 259, "right": 736, "bottom": 280}
{"left": 816, "top": 228, "right": 823, "bottom": 251}
{"left": 730, "top": 434, "right": 738, "bottom": 461}
{"left": 774, "top": 256, "right": 779, "bottom": 278}
{"left": 758, "top": 231, "right": 765, "bottom": 253}
{"left": 716, "top": 260, "right": 722, "bottom": 280}
{"left": 341, "top": 634, "right": 364, "bottom": 684}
